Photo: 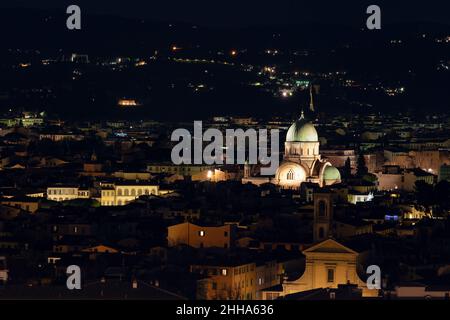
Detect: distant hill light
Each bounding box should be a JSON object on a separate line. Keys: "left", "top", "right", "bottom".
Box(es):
{"left": 118, "top": 99, "right": 141, "bottom": 107}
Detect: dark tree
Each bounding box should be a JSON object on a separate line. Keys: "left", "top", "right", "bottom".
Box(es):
{"left": 433, "top": 180, "right": 450, "bottom": 213}
{"left": 414, "top": 180, "right": 434, "bottom": 207}
{"left": 356, "top": 153, "right": 368, "bottom": 177}
{"left": 343, "top": 157, "right": 352, "bottom": 178}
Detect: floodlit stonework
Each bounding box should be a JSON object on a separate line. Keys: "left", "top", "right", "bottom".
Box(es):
{"left": 243, "top": 111, "right": 341, "bottom": 189}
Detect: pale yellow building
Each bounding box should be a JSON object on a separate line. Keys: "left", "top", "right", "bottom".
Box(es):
{"left": 263, "top": 239, "right": 378, "bottom": 299}
{"left": 113, "top": 171, "right": 152, "bottom": 180}
{"left": 47, "top": 186, "right": 90, "bottom": 202}
{"left": 100, "top": 182, "right": 159, "bottom": 206}
{"left": 147, "top": 163, "right": 214, "bottom": 176}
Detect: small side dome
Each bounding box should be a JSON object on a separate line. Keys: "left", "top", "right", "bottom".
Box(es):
{"left": 323, "top": 166, "right": 341, "bottom": 181}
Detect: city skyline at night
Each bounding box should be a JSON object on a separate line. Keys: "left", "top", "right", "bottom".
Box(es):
{"left": 0, "top": 1, "right": 450, "bottom": 313}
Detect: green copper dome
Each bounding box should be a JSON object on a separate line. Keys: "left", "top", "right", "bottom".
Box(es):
{"left": 323, "top": 166, "right": 341, "bottom": 181}
{"left": 286, "top": 112, "right": 318, "bottom": 142}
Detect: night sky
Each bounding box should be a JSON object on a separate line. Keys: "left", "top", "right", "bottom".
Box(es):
{"left": 1, "top": 0, "right": 450, "bottom": 26}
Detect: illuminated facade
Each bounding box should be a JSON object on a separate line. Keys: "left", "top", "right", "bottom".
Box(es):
{"left": 100, "top": 182, "right": 159, "bottom": 206}
{"left": 0, "top": 256, "right": 8, "bottom": 284}
{"left": 243, "top": 111, "right": 341, "bottom": 189}
{"left": 375, "top": 166, "right": 435, "bottom": 191}
{"left": 47, "top": 186, "right": 90, "bottom": 202}
{"left": 117, "top": 99, "right": 140, "bottom": 107}
{"left": 275, "top": 111, "right": 341, "bottom": 188}
{"left": 147, "top": 163, "right": 215, "bottom": 177}
{"left": 263, "top": 239, "right": 378, "bottom": 299}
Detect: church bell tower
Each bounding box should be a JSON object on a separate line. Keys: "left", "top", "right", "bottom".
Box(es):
{"left": 313, "top": 192, "right": 334, "bottom": 242}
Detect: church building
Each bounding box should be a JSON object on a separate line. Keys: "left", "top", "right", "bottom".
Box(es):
{"left": 261, "top": 238, "right": 379, "bottom": 299}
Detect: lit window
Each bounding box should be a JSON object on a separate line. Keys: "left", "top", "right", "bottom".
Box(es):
{"left": 199, "top": 230, "right": 205, "bottom": 237}
{"left": 221, "top": 269, "right": 228, "bottom": 276}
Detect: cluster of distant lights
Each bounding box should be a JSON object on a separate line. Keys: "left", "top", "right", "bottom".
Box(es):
{"left": 172, "top": 45, "right": 239, "bottom": 58}
{"left": 13, "top": 42, "right": 420, "bottom": 106}
{"left": 384, "top": 87, "right": 406, "bottom": 96}
{"left": 118, "top": 99, "right": 140, "bottom": 107}
{"left": 281, "top": 90, "right": 293, "bottom": 98}
{"left": 435, "top": 36, "right": 450, "bottom": 43}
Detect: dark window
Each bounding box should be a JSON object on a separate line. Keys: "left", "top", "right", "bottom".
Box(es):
{"left": 318, "top": 200, "right": 327, "bottom": 217}
{"left": 319, "top": 227, "right": 325, "bottom": 239}
{"left": 327, "top": 269, "right": 335, "bottom": 283}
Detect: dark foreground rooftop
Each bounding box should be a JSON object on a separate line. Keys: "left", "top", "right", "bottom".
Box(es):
{"left": 0, "top": 279, "right": 186, "bottom": 300}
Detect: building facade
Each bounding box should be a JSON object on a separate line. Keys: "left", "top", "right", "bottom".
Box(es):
{"left": 167, "top": 222, "right": 237, "bottom": 249}
{"left": 263, "top": 239, "right": 378, "bottom": 299}
{"left": 47, "top": 186, "right": 90, "bottom": 202}
{"left": 243, "top": 111, "right": 341, "bottom": 189}
{"left": 100, "top": 182, "right": 159, "bottom": 206}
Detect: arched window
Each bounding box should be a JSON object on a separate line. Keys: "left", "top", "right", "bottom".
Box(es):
{"left": 287, "top": 169, "right": 294, "bottom": 180}
{"left": 131, "top": 189, "right": 136, "bottom": 196}
{"left": 137, "top": 189, "right": 142, "bottom": 196}
{"left": 117, "top": 189, "right": 122, "bottom": 196}
{"left": 318, "top": 200, "right": 326, "bottom": 217}
{"left": 124, "top": 189, "right": 129, "bottom": 196}
{"left": 145, "top": 189, "right": 149, "bottom": 195}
